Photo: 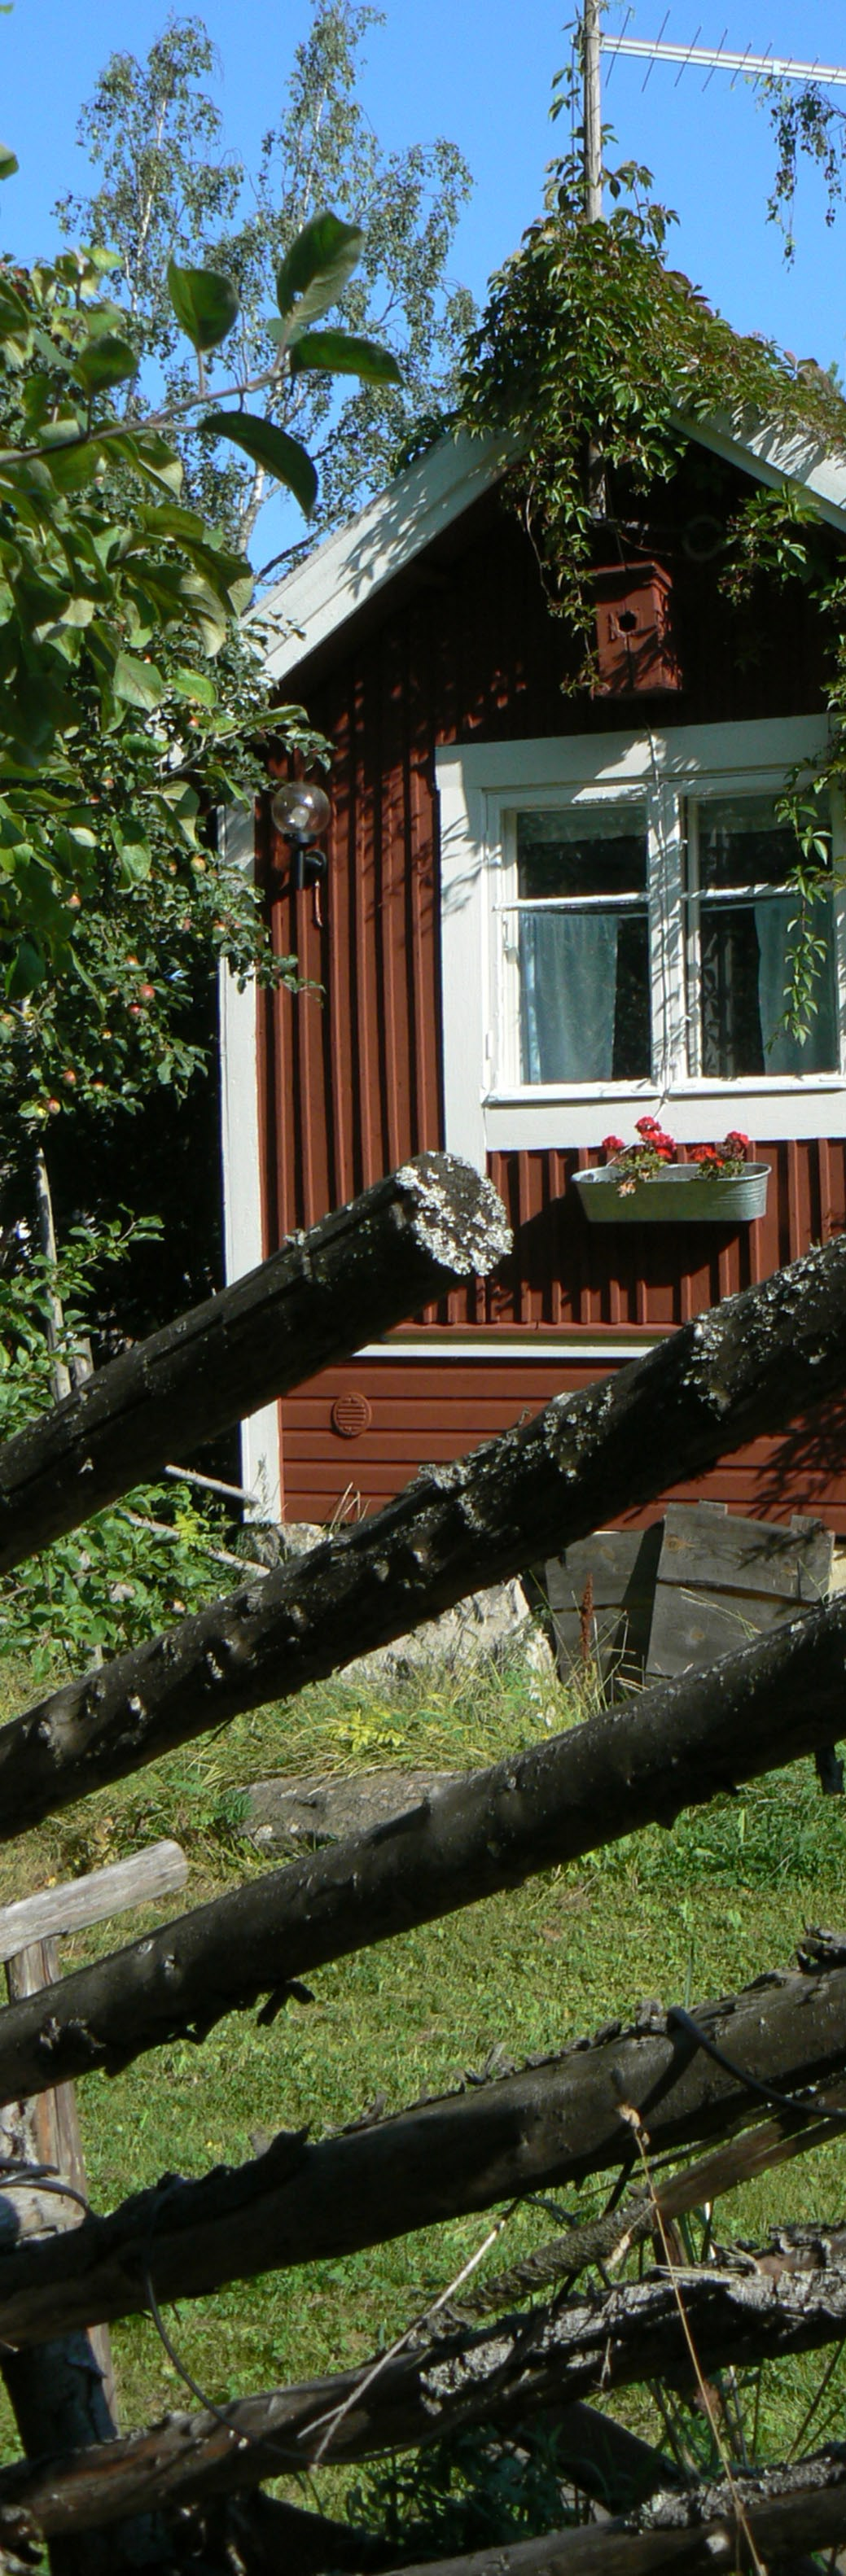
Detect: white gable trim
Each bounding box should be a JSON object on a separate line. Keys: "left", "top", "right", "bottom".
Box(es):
{"left": 259, "top": 409, "right": 846, "bottom": 689}
{"left": 261, "top": 430, "right": 517, "bottom": 685}
{"left": 680, "top": 409, "right": 846, "bottom": 532}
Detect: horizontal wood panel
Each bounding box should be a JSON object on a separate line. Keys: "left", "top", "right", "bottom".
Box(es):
{"left": 279, "top": 1358, "right": 846, "bottom": 1532}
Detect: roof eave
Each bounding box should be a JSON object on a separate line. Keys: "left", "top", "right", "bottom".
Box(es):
{"left": 258, "top": 405, "right": 846, "bottom": 689}
{"left": 678, "top": 405, "right": 846, "bottom": 532}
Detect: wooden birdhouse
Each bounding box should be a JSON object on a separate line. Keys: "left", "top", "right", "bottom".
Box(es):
{"left": 593, "top": 560, "right": 682, "bottom": 696}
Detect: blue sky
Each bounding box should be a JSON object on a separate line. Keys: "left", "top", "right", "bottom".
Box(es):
{"left": 3, "top": 0, "right": 846, "bottom": 356}
{"left": 3, "top": 0, "right": 846, "bottom": 552}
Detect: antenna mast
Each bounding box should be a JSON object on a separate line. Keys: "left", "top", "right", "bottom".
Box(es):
{"left": 584, "top": 0, "right": 603, "bottom": 218}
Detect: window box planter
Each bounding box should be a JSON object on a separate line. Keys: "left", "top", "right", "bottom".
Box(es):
{"left": 574, "top": 1162, "right": 770, "bottom": 1225}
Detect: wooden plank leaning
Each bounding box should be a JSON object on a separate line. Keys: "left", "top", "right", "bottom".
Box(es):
{"left": 0, "top": 1841, "right": 188, "bottom": 1966}
{"left": 0, "top": 1843, "right": 186, "bottom": 2576}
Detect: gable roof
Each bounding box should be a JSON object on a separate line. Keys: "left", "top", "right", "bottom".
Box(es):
{"left": 260, "top": 410, "right": 846, "bottom": 687}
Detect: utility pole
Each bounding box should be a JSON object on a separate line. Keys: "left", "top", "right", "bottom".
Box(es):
{"left": 584, "top": 0, "right": 603, "bottom": 220}
{"left": 582, "top": 2, "right": 605, "bottom": 514}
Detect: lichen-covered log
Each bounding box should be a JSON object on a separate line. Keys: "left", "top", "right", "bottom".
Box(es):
{"left": 3, "top": 1228, "right": 846, "bottom": 1834}
{"left": 4, "top": 2237, "right": 844, "bottom": 2535}
{"left": 0, "top": 1154, "right": 509, "bottom": 1574}
{"left": 0, "top": 2395, "right": 673, "bottom": 2540}
{"left": 0, "top": 1607, "right": 844, "bottom": 2097}
{"left": 0, "top": 1944, "right": 845, "bottom": 2347}
{"left": 2, "top": 2298, "right": 846, "bottom": 2555}
{"left": 383, "top": 2446, "right": 846, "bottom": 2576}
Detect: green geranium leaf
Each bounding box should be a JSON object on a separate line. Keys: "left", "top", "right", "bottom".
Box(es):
{"left": 275, "top": 212, "right": 363, "bottom": 340}
{"left": 0, "top": 146, "right": 18, "bottom": 182}
{"left": 289, "top": 328, "right": 401, "bottom": 385}
{"left": 200, "top": 410, "right": 317, "bottom": 515}
{"left": 167, "top": 259, "right": 239, "bottom": 353}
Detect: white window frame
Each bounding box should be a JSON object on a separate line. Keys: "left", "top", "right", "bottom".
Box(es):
{"left": 436, "top": 716, "right": 846, "bottom": 1169}
{"left": 217, "top": 801, "right": 283, "bottom": 1521}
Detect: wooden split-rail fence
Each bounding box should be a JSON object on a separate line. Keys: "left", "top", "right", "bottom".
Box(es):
{"left": 1, "top": 1150, "right": 846, "bottom": 2570}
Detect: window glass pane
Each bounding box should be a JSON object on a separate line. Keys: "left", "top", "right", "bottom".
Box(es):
{"left": 699, "top": 894, "right": 838, "bottom": 1077}
{"left": 697, "top": 796, "right": 830, "bottom": 891}
{"left": 515, "top": 806, "right": 650, "bottom": 1082}
{"left": 695, "top": 796, "right": 838, "bottom": 1076}
{"left": 517, "top": 806, "right": 646, "bottom": 899}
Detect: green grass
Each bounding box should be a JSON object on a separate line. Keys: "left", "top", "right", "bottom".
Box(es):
{"left": 0, "top": 1647, "right": 844, "bottom": 2521}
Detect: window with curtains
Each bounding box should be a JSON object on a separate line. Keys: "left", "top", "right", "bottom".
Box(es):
{"left": 515, "top": 805, "right": 651, "bottom": 1084}
{"left": 501, "top": 789, "right": 839, "bottom": 1091}
{"left": 686, "top": 795, "right": 837, "bottom": 1079}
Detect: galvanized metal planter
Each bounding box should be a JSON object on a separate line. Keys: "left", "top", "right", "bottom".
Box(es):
{"left": 575, "top": 1162, "right": 770, "bottom": 1224}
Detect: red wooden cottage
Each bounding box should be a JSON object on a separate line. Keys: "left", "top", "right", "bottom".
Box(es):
{"left": 219, "top": 415, "right": 846, "bottom": 1531}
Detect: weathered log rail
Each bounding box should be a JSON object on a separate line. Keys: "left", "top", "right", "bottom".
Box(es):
{"left": 4, "top": 2242, "right": 846, "bottom": 2537}
{"left": 0, "top": 1945, "right": 842, "bottom": 2348}
{"left": 3, "top": 2271, "right": 846, "bottom": 2560}
{"left": 0, "top": 2397, "right": 674, "bottom": 2542}
{"left": 3, "top": 1229, "right": 846, "bottom": 1834}
{"left": 2, "top": 1163, "right": 846, "bottom": 2566}
{"left": 384, "top": 2452, "right": 846, "bottom": 2576}
{"left": 0, "top": 1152, "right": 510, "bottom": 1573}
{"left": 0, "top": 1607, "right": 844, "bottom": 2100}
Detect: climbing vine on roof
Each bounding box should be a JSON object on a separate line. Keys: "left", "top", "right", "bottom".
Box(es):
{"left": 454, "top": 144, "right": 846, "bottom": 1039}
{"left": 457, "top": 151, "right": 846, "bottom": 667}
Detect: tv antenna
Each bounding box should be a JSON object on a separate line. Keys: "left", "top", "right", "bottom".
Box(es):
{"left": 600, "top": 27, "right": 846, "bottom": 92}
{"left": 580, "top": 12, "right": 846, "bottom": 216}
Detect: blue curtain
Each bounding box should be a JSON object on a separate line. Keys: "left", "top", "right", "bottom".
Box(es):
{"left": 519, "top": 913, "right": 619, "bottom": 1082}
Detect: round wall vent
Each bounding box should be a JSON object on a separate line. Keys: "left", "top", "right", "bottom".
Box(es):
{"left": 331, "top": 1391, "right": 372, "bottom": 1439}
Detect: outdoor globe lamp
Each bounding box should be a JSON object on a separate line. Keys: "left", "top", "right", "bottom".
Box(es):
{"left": 270, "top": 779, "right": 331, "bottom": 889}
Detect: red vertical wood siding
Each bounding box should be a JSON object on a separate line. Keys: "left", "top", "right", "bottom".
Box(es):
{"left": 259, "top": 464, "right": 845, "bottom": 1524}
